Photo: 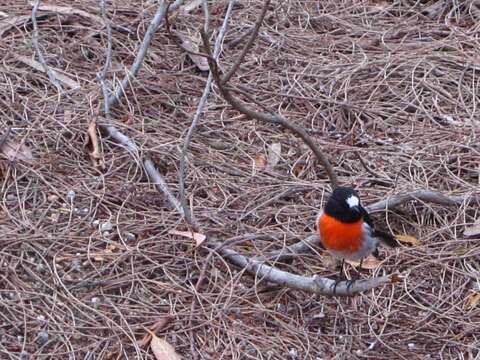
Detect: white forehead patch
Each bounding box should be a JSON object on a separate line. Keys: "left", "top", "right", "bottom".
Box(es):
{"left": 346, "top": 195, "right": 359, "bottom": 208}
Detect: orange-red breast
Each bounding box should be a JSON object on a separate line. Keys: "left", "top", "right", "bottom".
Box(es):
{"left": 317, "top": 187, "right": 396, "bottom": 263}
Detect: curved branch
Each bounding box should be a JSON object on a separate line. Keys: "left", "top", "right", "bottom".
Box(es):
{"left": 220, "top": 0, "right": 270, "bottom": 85}
{"left": 367, "top": 189, "right": 478, "bottom": 212}
{"left": 106, "top": 0, "right": 184, "bottom": 109}
{"left": 216, "top": 244, "right": 395, "bottom": 296}
{"left": 200, "top": 29, "right": 339, "bottom": 188}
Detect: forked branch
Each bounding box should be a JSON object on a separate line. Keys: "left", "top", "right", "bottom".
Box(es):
{"left": 199, "top": 1, "right": 339, "bottom": 189}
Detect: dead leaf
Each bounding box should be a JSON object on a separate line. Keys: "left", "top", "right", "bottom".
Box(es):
{"left": 176, "top": 32, "right": 209, "bottom": 71}
{"left": 180, "top": 0, "right": 203, "bottom": 15}
{"left": 35, "top": 4, "right": 104, "bottom": 25}
{"left": 346, "top": 255, "right": 380, "bottom": 269}
{"left": 149, "top": 331, "right": 181, "bottom": 360}
{"left": 105, "top": 243, "right": 116, "bottom": 252}
{"left": 266, "top": 142, "right": 281, "bottom": 171}
{"left": 395, "top": 234, "right": 420, "bottom": 246}
{"left": 0, "top": 138, "right": 34, "bottom": 162}
{"left": 253, "top": 154, "right": 267, "bottom": 170}
{"left": 84, "top": 120, "right": 105, "bottom": 169}
{"left": 464, "top": 220, "right": 480, "bottom": 237}
{"left": 14, "top": 54, "right": 80, "bottom": 89}
{"left": 93, "top": 256, "right": 105, "bottom": 262}
{"left": 137, "top": 317, "right": 172, "bottom": 348}
{"left": 168, "top": 229, "right": 206, "bottom": 247}
{"left": 467, "top": 293, "right": 480, "bottom": 308}
{"left": 292, "top": 163, "right": 305, "bottom": 177}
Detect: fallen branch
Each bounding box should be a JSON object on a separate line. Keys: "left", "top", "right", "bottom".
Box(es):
{"left": 215, "top": 243, "right": 396, "bottom": 296}
{"left": 94, "top": 1, "right": 184, "bottom": 220}
{"left": 367, "top": 189, "right": 478, "bottom": 212}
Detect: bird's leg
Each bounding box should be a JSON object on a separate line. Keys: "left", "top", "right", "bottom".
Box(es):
{"left": 345, "top": 258, "right": 364, "bottom": 291}
{"left": 332, "top": 259, "right": 346, "bottom": 295}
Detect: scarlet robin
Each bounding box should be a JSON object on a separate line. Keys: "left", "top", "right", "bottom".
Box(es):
{"left": 317, "top": 187, "right": 397, "bottom": 278}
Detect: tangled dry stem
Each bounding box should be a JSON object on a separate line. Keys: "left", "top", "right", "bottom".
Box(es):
{"left": 1, "top": 0, "right": 480, "bottom": 359}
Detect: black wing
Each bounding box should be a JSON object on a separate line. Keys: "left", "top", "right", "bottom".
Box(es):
{"left": 360, "top": 205, "right": 398, "bottom": 248}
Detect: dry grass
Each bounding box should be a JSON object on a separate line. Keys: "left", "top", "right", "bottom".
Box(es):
{"left": 1, "top": 0, "right": 479, "bottom": 358}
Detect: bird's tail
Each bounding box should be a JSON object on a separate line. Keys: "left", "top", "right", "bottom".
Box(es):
{"left": 373, "top": 230, "right": 399, "bottom": 248}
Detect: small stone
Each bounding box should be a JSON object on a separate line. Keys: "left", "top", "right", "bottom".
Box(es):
{"left": 66, "top": 190, "right": 76, "bottom": 202}
{"left": 92, "top": 219, "right": 100, "bottom": 227}
{"left": 313, "top": 312, "right": 325, "bottom": 319}
{"left": 36, "top": 315, "right": 46, "bottom": 322}
{"left": 124, "top": 232, "right": 136, "bottom": 242}
{"left": 408, "top": 343, "right": 415, "bottom": 350}
{"left": 355, "top": 349, "right": 363, "bottom": 356}
{"left": 288, "top": 348, "right": 298, "bottom": 357}
{"left": 35, "top": 263, "right": 44, "bottom": 272}
{"left": 91, "top": 297, "right": 101, "bottom": 307}
{"left": 100, "top": 221, "right": 113, "bottom": 232}
{"left": 47, "top": 194, "right": 58, "bottom": 202}
{"left": 6, "top": 194, "right": 16, "bottom": 201}
{"left": 36, "top": 331, "right": 49, "bottom": 345}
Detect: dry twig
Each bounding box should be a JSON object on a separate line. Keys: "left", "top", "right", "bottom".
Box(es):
{"left": 30, "top": 0, "right": 64, "bottom": 93}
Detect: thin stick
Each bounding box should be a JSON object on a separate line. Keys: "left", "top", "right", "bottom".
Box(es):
{"left": 106, "top": 0, "right": 184, "bottom": 109}
{"left": 200, "top": 25, "right": 339, "bottom": 188}
{"left": 31, "top": 0, "right": 63, "bottom": 93}
{"left": 96, "top": 0, "right": 113, "bottom": 118}
{"left": 221, "top": 0, "right": 270, "bottom": 85}
{"left": 178, "top": 0, "right": 235, "bottom": 229}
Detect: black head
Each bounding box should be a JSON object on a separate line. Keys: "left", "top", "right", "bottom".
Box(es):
{"left": 324, "top": 187, "right": 363, "bottom": 223}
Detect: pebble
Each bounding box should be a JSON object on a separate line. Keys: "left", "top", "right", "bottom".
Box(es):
{"left": 124, "top": 232, "right": 136, "bottom": 241}
{"left": 100, "top": 221, "right": 113, "bottom": 232}
{"left": 36, "top": 331, "right": 49, "bottom": 345}
{"left": 66, "top": 190, "right": 76, "bottom": 202}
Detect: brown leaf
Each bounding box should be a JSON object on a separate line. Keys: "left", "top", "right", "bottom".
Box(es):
{"left": 35, "top": 4, "right": 104, "bottom": 25}
{"left": 14, "top": 54, "right": 80, "bottom": 89}
{"left": 253, "top": 154, "right": 267, "bottom": 170}
{"left": 464, "top": 220, "right": 480, "bottom": 237}
{"left": 266, "top": 142, "right": 281, "bottom": 171}
{"left": 149, "top": 331, "right": 182, "bottom": 360}
{"left": 84, "top": 120, "right": 105, "bottom": 169}
{"left": 346, "top": 255, "right": 380, "bottom": 269}
{"left": 466, "top": 293, "right": 480, "bottom": 308}
{"left": 137, "top": 317, "right": 172, "bottom": 348}
{"left": 168, "top": 229, "right": 206, "bottom": 247}
{"left": 0, "top": 138, "right": 34, "bottom": 162}
{"left": 395, "top": 234, "right": 420, "bottom": 246}
{"left": 180, "top": 0, "right": 203, "bottom": 15}
{"left": 176, "top": 32, "right": 209, "bottom": 71}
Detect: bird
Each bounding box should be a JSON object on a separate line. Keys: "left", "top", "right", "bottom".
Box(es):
{"left": 317, "top": 186, "right": 397, "bottom": 279}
